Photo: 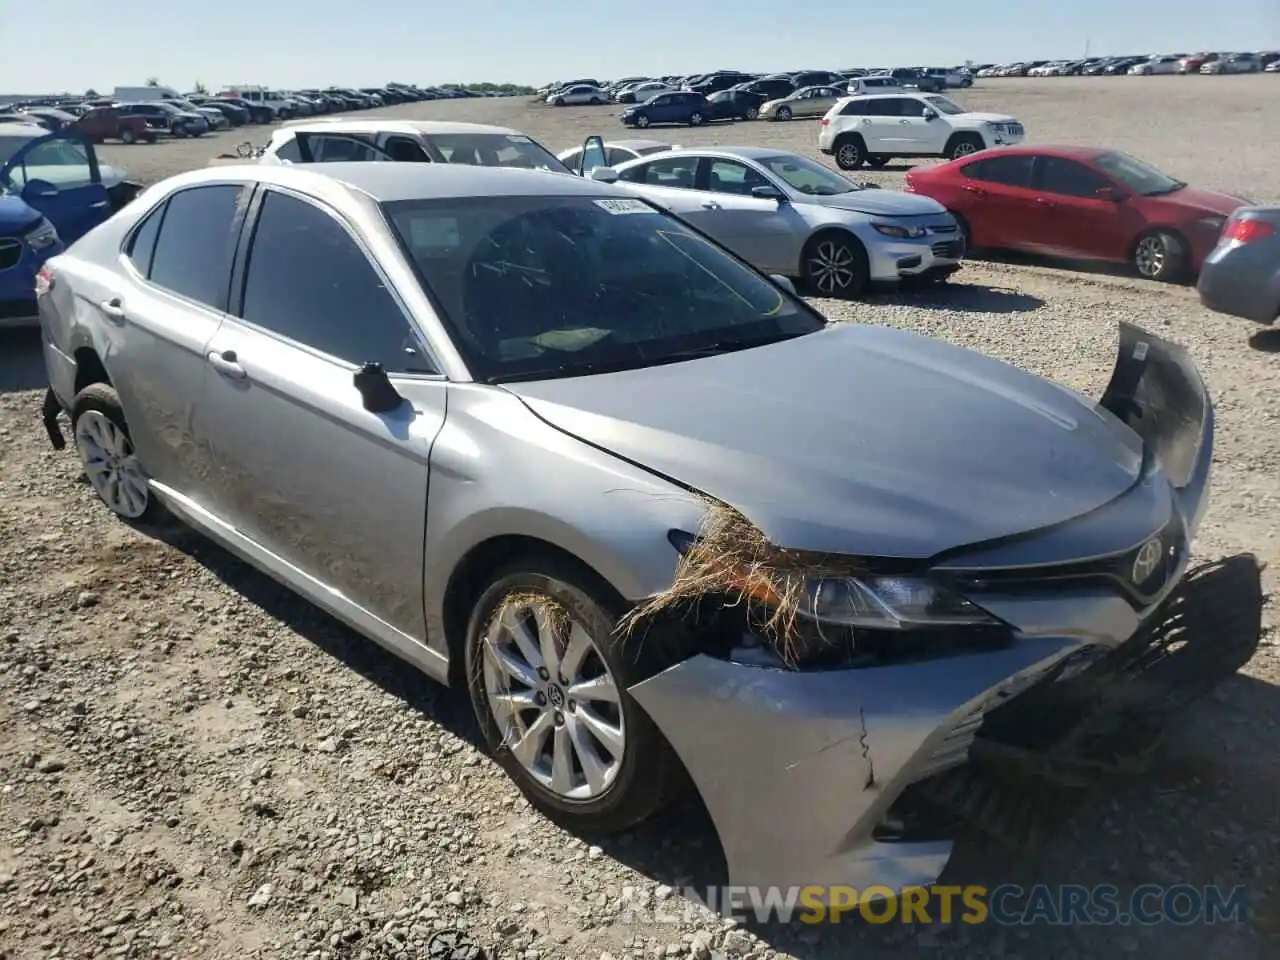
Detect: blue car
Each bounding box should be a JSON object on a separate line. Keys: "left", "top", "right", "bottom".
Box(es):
{"left": 0, "top": 128, "right": 112, "bottom": 327}
{"left": 620, "top": 91, "right": 713, "bottom": 129}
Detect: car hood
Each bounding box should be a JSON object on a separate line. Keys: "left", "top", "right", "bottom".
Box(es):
{"left": 803, "top": 190, "right": 948, "bottom": 217}
{"left": 1157, "top": 185, "right": 1248, "bottom": 217}
{"left": 0, "top": 193, "right": 40, "bottom": 230}
{"left": 506, "top": 324, "right": 1145, "bottom": 557}
{"left": 958, "top": 111, "right": 1019, "bottom": 124}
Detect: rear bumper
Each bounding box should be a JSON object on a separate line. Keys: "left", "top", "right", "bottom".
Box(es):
{"left": 0, "top": 238, "right": 62, "bottom": 329}
{"left": 1197, "top": 243, "right": 1280, "bottom": 324}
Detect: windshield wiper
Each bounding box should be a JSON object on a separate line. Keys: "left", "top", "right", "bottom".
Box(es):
{"left": 658, "top": 330, "right": 810, "bottom": 361}
{"left": 1144, "top": 181, "right": 1186, "bottom": 196}
{"left": 486, "top": 356, "right": 669, "bottom": 384}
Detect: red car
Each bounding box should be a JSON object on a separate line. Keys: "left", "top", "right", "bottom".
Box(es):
{"left": 904, "top": 146, "right": 1248, "bottom": 282}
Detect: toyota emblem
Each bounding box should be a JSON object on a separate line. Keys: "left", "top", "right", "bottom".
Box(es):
{"left": 1131, "top": 537, "right": 1164, "bottom": 586}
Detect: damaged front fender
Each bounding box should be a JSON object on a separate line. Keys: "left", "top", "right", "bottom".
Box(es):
{"left": 627, "top": 638, "right": 1080, "bottom": 895}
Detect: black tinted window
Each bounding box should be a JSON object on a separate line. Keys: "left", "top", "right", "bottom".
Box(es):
{"left": 273, "top": 137, "right": 302, "bottom": 162}
{"left": 1033, "top": 156, "right": 1110, "bottom": 197}
{"left": 240, "top": 191, "right": 421, "bottom": 371}
{"left": 840, "top": 99, "right": 868, "bottom": 116}
{"left": 148, "top": 185, "right": 242, "bottom": 309}
{"left": 126, "top": 204, "right": 164, "bottom": 275}
{"left": 962, "top": 155, "right": 1033, "bottom": 187}
{"left": 864, "top": 98, "right": 903, "bottom": 116}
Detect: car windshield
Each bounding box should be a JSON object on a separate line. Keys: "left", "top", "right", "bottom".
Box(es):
{"left": 424, "top": 133, "right": 571, "bottom": 173}
{"left": 1093, "top": 151, "right": 1184, "bottom": 196}
{"left": 924, "top": 95, "right": 966, "bottom": 115}
{"left": 385, "top": 195, "right": 823, "bottom": 383}
{"left": 756, "top": 154, "right": 859, "bottom": 195}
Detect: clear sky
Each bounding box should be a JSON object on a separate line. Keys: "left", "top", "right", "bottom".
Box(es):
{"left": 6, "top": 0, "right": 1278, "bottom": 93}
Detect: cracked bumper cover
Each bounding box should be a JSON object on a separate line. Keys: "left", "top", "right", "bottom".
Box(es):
{"left": 627, "top": 323, "right": 1214, "bottom": 896}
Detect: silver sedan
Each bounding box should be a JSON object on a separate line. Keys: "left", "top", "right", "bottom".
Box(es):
{"left": 590, "top": 142, "right": 964, "bottom": 295}
{"left": 37, "top": 162, "right": 1219, "bottom": 902}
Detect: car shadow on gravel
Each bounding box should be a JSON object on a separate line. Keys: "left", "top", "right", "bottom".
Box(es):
{"left": 147, "top": 522, "right": 1277, "bottom": 958}
{"left": 1247, "top": 328, "right": 1280, "bottom": 353}
{"left": 872, "top": 282, "right": 1044, "bottom": 314}
{"left": 0, "top": 328, "right": 46, "bottom": 395}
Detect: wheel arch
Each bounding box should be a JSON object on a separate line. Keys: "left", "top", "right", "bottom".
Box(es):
{"left": 798, "top": 225, "right": 868, "bottom": 279}
{"left": 1131, "top": 224, "right": 1192, "bottom": 278}
{"left": 943, "top": 129, "right": 985, "bottom": 156}
{"left": 441, "top": 533, "right": 630, "bottom": 689}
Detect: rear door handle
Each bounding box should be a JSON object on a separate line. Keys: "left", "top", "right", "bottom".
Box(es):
{"left": 1035, "top": 198, "right": 1057, "bottom": 207}
{"left": 90, "top": 200, "right": 109, "bottom": 209}
{"left": 899, "top": 119, "right": 911, "bottom": 125}
{"left": 99, "top": 298, "right": 127, "bottom": 325}
{"left": 701, "top": 201, "right": 722, "bottom": 210}
{"left": 207, "top": 349, "right": 247, "bottom": 379}
{"left": 962, "top": 185, "right": 987, "bottom": 197}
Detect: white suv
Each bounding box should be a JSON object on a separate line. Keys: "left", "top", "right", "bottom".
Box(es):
{"left": 818, "top": 92, "right": 1025, "bottom": 170}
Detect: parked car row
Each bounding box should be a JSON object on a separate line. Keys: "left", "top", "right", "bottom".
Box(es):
{"left": 978, "top": 52, "right": 1280, "bottom": 77}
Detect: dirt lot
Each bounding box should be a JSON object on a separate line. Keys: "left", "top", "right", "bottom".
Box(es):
{"left": 2, "top": 77, "right": 1280, "bottom": 960}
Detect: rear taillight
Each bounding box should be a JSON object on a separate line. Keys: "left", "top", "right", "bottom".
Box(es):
{"left": 1223, "top": 219, "right": 1276, "bottom": 244}
{"left": 35, "top": 265, "right": 54, "bottom": 297}
{"left": 820, "top": 118, "right": 829, "bottom": 126}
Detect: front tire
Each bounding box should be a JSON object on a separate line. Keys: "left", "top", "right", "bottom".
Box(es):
{"left": 635, "top": 114, "right": 651, "bottom": 128}
{"left": 465, "top": 557, "right": 681, "bottom": 833}
{"left": 120, "top": 128, "right": 137, "bottom": 145}
{"left": 776, "top": 106, "right": 793, "bottom": 121}
{"left": 1132, "top": 230, "right": 1187, "bottom": 282}
{"left": 802, "top": 232, "right": 869, "bottom": 298}
{"left": 946, "top": 134, "right": 984, "bottom": 160}
{"left": 688, "top": 112, "right": 704, "bottom": 126}
{"left": 70, "top": 384, "right": 161, "bottom": 523}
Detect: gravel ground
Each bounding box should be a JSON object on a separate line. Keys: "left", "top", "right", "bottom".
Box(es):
{"left": 2, "top": 78, "right": 1280, "bottom": 960}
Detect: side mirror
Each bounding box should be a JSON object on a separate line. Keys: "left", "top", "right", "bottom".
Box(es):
{"left": 22, "top": 178, "right": 59, "bottom": 201}
{"left": 353, "top": 362, "right": 403, "bottom": 413}
{"left": 1095, "top": 186, "right": 1128, "bottom": 202}
{"left": 589, "top": 166, "right": 619, "bottom": 183}
{"left": 921, "top": 108, "right": 938, "bottom": 120}
{"left": 770, "top": 275, "right": 797, "bottom": 295}
{"left": 751, "top": 184, "right": 786, "bottom": 203}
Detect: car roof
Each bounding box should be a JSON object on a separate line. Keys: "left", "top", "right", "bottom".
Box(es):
{"left": 0, "top": 122, "right": 42, "bottom": 137}
{"left": 974, "top": 144, "right": 1112, "bottom": 161}
{"left": 619, "top": 145, "right": 791, "bottom": 164}
{"left": 279, "top": 117, "right": 523, "bottom": 136}
{"left": 158, "top": 161, "right": 625, "bottom": 203}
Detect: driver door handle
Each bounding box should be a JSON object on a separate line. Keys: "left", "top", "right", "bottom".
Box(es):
{"left": 962, "top": 185, "right": 987, "bottom": 197}
{"left": 899, "top": 119, "right": 912, "bottom": 125}
{"left": 701, "top": 200, "right": 722, "bottom": 210}
{"left": 1035, "top": 197, "right": 1057, "bottom": 207}
{"left": 99, "top": 298, "right": 127, "bottom": 325}
{"left": 207, "top": 349, "right": 247, "bottom": 380}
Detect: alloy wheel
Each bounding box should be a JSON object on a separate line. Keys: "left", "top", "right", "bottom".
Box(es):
{"left": 481, "top": 596, "right": 625, "bottom": 800}
{"left": 836, "top": 142, "right": 863, "bottom": 169}
{"left": 951, "top": 141, "right": 979, "bottom": 158}
{"left": 807, "top": 239, "right": 860, "bottom": 294}
{"left": 1134, "top": 235, "right": 1166, "bottom": 278}
{"left": 74, "top": 411, "right": 150, "bottom": 519}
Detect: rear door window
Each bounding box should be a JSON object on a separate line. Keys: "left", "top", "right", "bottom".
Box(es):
{"left": 146, "top": 184, "right": 244, "bottom": 310}
{"left": 961, "top": 155, "right": 1034, "bottom": 188}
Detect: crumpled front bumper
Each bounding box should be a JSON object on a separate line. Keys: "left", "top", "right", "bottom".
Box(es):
{"left": 628, "top": 323, "right": 1217, "bottom": 896}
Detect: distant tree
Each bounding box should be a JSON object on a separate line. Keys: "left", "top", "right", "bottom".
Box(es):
{"left": 145, "top": 77, "right": 160, "bottom": 87}
{"left": 84, "top": 88, "right": 99, "bottom": 98}
{"left": 193, "top": 80, "right": 209, "bottom": 94}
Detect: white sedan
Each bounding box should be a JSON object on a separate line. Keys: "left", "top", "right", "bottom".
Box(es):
{"left": 546, "top": 84, "right": 608, "bottom": 106}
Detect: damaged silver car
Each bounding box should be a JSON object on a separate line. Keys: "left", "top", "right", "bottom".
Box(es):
{"left": 37, "top": 162, "right": 1218, "bottom": 896}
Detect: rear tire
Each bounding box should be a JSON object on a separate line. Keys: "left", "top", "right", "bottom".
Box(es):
{"left": 465, "top": 556, "right": 682, "bottom": 834}
{"left": 744, "top": 106, "right": 759, "bottom": 120}
{"left": 120, "top": 128, "right": 137, "bottom": 145}
{"left": 70, "top": 384, "right": 163, "bottom": 525}
{"left": 688, "top": 112, "right": 704, "bottom": 126}
{"left": 833, "top": 136, "right": 865, "bottom": 170}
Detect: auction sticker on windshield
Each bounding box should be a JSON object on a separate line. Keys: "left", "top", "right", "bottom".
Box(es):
{"left": 594, "top": 198, "right": 651, "bottom": 215}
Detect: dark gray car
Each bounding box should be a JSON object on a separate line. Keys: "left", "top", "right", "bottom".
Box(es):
{"left": 1197, "top": 207, "right": 1280, "bottom": 324}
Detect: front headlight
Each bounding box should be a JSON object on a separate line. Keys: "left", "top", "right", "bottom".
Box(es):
{"left": 872, "top": 222, "right": 927, "bottom": 239}
{"left": 24, "top": 217, "right": 59, "bottom": 252}
{"left": 803, "top": 576, "right": 997, "bottom": 628}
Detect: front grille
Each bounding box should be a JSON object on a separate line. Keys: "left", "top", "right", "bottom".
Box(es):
{"left": 931, "top": 239, "right": 964, "bottom": 259}
{"left": 1007, "top": 123, "right": 1024, "bottom": 135}
{"left": 947, "top": 511, "right": 1188, "bottom": 611}
{"left": 0, "top": 238, "right": 21, "bottom": 271}
{"left": 928, "top": 223, "right": 958, "bottom": 235}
